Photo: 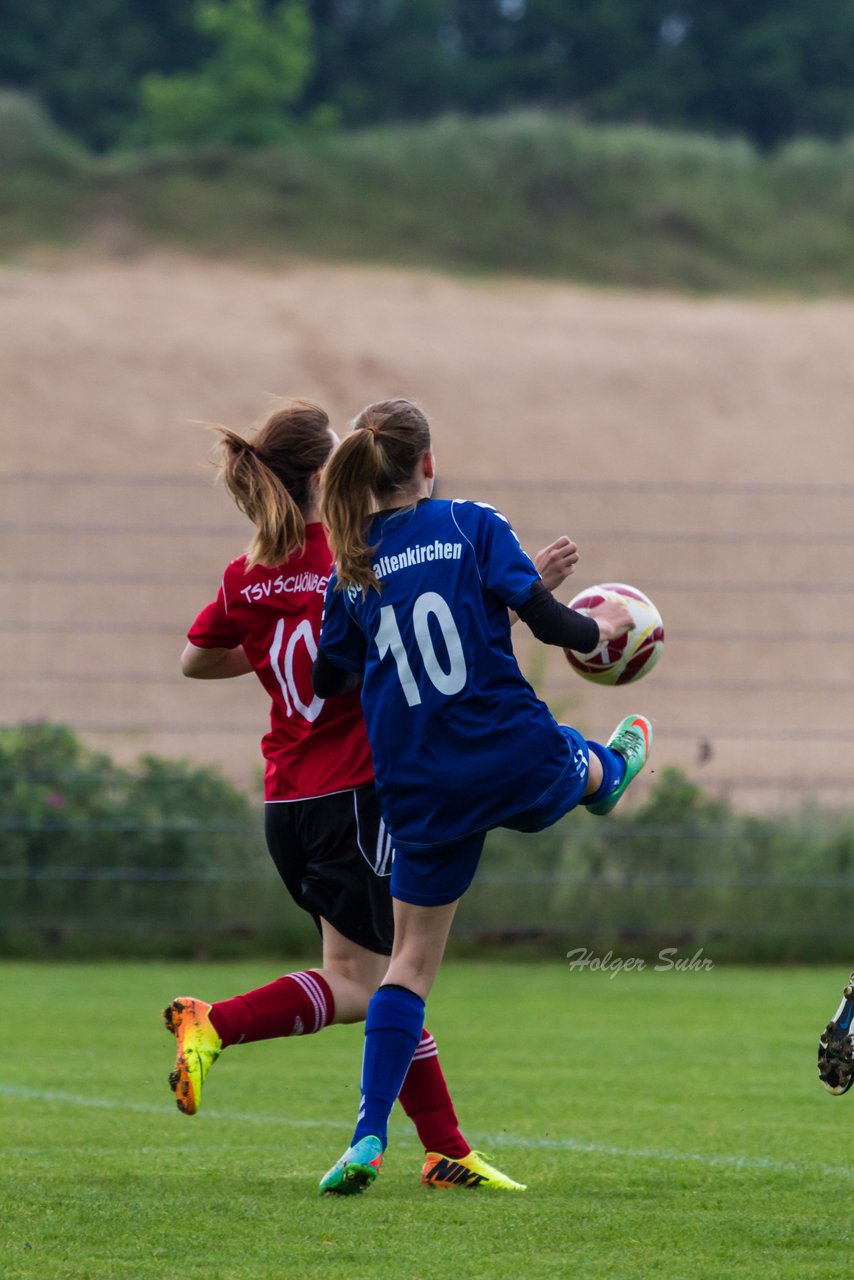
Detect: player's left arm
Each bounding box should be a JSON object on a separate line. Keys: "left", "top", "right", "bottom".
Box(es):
{"left": 181, "top": 641, "right": 254, "bottom": 679}
{"left": 509, "top": 535, "right": 579, "bottom": 626}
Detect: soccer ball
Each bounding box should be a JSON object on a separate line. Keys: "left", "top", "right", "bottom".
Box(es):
{"left": 564, "top": 582, "right": 664, "bottom": 685}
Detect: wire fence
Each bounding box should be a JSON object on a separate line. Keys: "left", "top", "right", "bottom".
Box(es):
{"left": 2, "top": 469, "right": 854, "bottom": 953}
{"left": 2, "top": 470, "right": 853, "bottom": 778}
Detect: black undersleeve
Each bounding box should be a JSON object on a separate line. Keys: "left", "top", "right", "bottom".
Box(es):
{"left": 515, "top": 580, "right": 600, "bottom": 653}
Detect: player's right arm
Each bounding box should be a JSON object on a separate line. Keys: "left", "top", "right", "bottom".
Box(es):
{"left": 468, "top": 503, "right": 632, "bottom": 651}
{"left": 183, "top": 579, "right": 253, "bottom": 679}
{"left": 181, "top": 641, "right": 253, "bottom": 679}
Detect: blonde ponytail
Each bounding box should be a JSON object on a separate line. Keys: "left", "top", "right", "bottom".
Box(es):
{"left": 321, "top": 399, "right": 432, "bottom": 593}
{"left": 211, "top": 400, "right": 333, "bottom": 569}
{"left": 321, "top": 430, "right": 386, "bottom": 593}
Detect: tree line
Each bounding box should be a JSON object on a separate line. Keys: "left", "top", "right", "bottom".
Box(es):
{"left": 2, "top": 0, "right": 853, "bottom": 152}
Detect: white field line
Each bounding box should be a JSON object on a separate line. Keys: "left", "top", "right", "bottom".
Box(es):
{"left": 2, "top": 1082, "right": 853, "bottom": 1181}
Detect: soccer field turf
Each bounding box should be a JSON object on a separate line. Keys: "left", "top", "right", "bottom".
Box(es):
{"left": 2, "top": 960, "right": 852, "bottom": 1279}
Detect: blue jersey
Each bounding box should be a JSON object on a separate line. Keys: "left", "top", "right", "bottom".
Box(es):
{"left": 318, "top": 498, "right": 571, "bottom": 846}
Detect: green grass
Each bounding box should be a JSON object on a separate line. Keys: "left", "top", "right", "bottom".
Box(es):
{"left": 2, "top": 961, "right": 853, "bottom": 1278}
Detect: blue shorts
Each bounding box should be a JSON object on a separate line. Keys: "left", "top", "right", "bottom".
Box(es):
{"left": 390, "top": 725, "right": 590, "bottom": 907}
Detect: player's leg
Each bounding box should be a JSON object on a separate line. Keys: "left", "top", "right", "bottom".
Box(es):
{"left": 818, "top": 972, "right": 854, "bottom": 1094}
{"left": 316, "top": 789, "right": 519, "bottom": 1182}
{"left": 164, "top": 786, "right": 485, "bottom": 1176}
{"left": 321, "top": 910, "right": 524, "bottom": 1184}
{"left": 163, "top": 925, "right": 392, "bottom": 1116}
{"left": 164, "top": 792, "right": 384, "bottom": 1114}
{"left": 293, "top": 912, "right": 523, "bottom": 1192}
{"left": 319, "top": 894, "right": 460, "bottom": 1195}
{"left": 163, "top": 965, "right": 342, "bottom": 1116}
{"left": 318, "top": 917, "right": 388, "bottom": 1018}
{"left": 320, "top": 831, "right": 489, "bottom": 1195}
{"left": 503, "top": 718, "right": 652, "bottom": 842}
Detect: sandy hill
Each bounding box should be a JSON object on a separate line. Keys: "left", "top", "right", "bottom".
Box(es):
{"left": 2, "top": 252, "right": 852, "bottom": 810}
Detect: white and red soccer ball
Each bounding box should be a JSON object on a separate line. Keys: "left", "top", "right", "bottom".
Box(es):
{"left": 564, "top": 583, "right": 664, "bottom": 685}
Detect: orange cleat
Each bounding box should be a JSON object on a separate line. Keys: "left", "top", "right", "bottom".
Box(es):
{"left": 163, "top": 996, "right": 222, "bottom": 1115}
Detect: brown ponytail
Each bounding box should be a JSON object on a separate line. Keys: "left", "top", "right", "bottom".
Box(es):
{"left": 213, "top": 400, "right": 334, "bottom": 569}
{"left": 321, "top": 399, "right": 431, "bottom": 593}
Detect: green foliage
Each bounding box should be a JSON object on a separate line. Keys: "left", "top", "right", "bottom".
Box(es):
{"left": 6, "top": 0, "right": 854, "bottom": 150}
{"left": 3, "top": 725, "right": 854, "bottom": 961}
{"left": 0, "top": 0, "right": 205, "bottom": 152}
{"left": 120, "top": 111, "right": 854, "bottom": 293}
{"left": 464, "top": 765, "right": 854, "bottom": 962}
{"left": 3, "top": 107, "right": 854, "bottom": 294}
{"left": 0, "top": 722, "right": 303, "bottom": 956}
{"left": 130, "top": 0, "right": 315, "bottom": 147}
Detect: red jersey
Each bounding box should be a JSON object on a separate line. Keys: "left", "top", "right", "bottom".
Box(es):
{"left": 187, "top": 523, "right": 374, "bottom": 802}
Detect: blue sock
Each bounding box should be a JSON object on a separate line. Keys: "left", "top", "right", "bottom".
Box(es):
{"left": 582, "top": 740, "right": 627, "bottom": 806}
{"left": 352, "top": 984, "right": 425, "bottom": 1150}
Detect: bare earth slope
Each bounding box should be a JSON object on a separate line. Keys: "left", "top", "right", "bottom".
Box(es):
{"left": 2, "top": 252, "right": 852, "bottom": 809}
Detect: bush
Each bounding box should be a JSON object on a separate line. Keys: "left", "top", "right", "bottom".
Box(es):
{"left": 4, "top": 725, "right": 854, "bottom": 960}
{"left": 460, "top": 767, "right": 854, "bottom": 961}
{"left": 3, "top": 107, "right": 854, "bottom": 293}
{"left": 0, "top": 722, "right": 315, "bottom": 956}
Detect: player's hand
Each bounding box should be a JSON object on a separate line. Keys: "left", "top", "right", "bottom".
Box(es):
{"left": 587, "top": 600, "right": 634, "bottom": 642}
{"left": 534, "top": 536, "right": 579, "bottom": 592}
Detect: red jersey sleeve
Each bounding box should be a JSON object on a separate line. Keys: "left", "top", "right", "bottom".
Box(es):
{"left": 187, "top": 585, "right": 241, "bottom": 649}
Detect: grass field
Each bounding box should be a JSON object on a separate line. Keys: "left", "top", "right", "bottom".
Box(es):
{"left": 2, "top": 961, "right": 852, "bottom": 1279}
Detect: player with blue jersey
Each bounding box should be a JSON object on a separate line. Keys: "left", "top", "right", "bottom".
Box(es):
{"left": 312, "top": 399, "right": 653, "bottom": 1193}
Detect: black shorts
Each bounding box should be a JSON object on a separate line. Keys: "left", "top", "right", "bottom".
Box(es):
{"left": 264, "top": 785, "right": 394, "bottom": 956}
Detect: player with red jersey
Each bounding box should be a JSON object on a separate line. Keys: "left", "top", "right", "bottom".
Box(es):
{"left": 165, "top": 399, "right": 579, "bottom": 1191}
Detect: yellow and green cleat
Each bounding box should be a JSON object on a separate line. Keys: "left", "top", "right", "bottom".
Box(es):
{"left": 163, "top": 996, "right": 222, "bottom": 1115}
{"left": 421, "top": 1150, "right": 526, "bottom": 1191}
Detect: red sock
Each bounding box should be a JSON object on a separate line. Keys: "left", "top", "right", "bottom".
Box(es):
{"left": 397, "top": 1029, "right": 471, "bottom": 1159}
{"left": 209, "top": 971, "right": 334, "bottom": 1048}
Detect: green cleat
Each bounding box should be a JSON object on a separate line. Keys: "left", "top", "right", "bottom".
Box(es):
{"left": 320, "top": 1135, "right": 384, "bottom": 1195}
{"left": 163, "top": 996, "right": 222, "bottom": 1115}
{"left": 587, "top": 714, "right": 653, "bottom": 816}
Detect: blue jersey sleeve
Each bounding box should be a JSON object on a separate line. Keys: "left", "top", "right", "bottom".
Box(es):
{"left": 318, "top": 574, "right": 368, "bottom": 672}
{"left": 462, "top": 502, "right": 541, "bottom": 609}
